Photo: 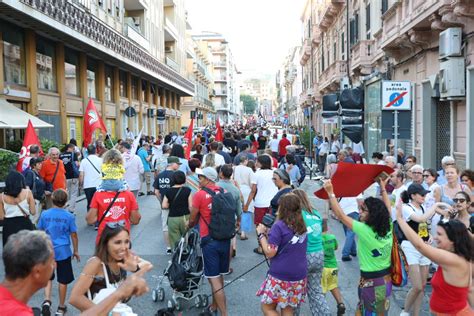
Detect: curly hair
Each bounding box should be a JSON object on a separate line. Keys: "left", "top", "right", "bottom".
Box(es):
{"left": 102, "top": 149, "right": 123, "bottom": 165}
{"left": 363, "top": 197, "right": 391, "bottom": 238}
{"left": 437, "top": 220, "right": 474, "bottom": 261}
{"left": 277, "top": 193, "right": 306, "bottom": 235}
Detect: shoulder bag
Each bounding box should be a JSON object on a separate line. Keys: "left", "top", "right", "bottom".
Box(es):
{"left": 97, "top": 191, "right": 121, "bottom": 227}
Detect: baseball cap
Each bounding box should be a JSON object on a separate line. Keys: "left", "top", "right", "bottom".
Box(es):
{"left": 196, "top": 167, "right": 218, "bottom": 182}
{"left": 407, "top": 183, "right": 430, "bottom": 196}
{"left": 167, "top": 156, "right": 181, "bottom": 165}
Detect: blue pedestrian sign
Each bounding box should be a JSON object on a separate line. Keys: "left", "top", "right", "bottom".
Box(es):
{"left": 382, "top": 81, "right": 411, "bottom": 111}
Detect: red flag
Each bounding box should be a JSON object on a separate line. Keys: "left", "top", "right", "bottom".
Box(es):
{"left": 314, "top": 162, "right": 394, "bottom": 199}
{"left": 83, "top": 98, "right": 107, "bottom": 147}
{"left": 183, "top": 119, "right": 194, "bottom": 159}
{"left": 16, "top": 120, "right": 43, "bottom": 172}
{"left": 215, "top": 118, "right": 223, "bottom": 142}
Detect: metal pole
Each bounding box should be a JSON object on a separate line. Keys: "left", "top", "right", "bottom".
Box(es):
{"left": 309, "top": 106, "right": 313, "bottom": 169}
{"left": 394, "top": 110, "right": 398, "bottom": 154}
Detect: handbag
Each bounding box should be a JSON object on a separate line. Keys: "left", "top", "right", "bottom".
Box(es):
{"left": 390, "top": 232, "right": 409, "bottom": 287}
{"left": 88, "top": 263, "right": 136, "bottom": 316}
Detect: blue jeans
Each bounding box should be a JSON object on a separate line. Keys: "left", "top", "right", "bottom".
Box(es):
{"left": 342, "top": 212, "right": 359, "bottom": 257}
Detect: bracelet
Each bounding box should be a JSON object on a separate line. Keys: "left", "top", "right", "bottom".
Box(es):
{"left": 329, "top": 193, "right": 336, "bottom": 198}
{"left": 133, "top": 264, "right": 140, "bottom": 273}
{"left": 258, "top": 233, "right": 266, "bottom": 240}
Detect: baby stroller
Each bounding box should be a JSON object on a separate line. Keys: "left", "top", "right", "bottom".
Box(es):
{"left": 152, "top": 229, "right": 207, "bottom": 311}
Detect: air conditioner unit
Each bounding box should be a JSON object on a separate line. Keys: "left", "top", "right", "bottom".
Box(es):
{"left": 165, "top": 46, "right": 174, "bottom": 53}
{"left": 439, "top": 57, "right": 465, "bottom": 99}
{"left": 439, "top": 27, "right": 462, "bottom": 59}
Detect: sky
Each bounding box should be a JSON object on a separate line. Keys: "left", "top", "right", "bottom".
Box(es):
{"left": 185, "top": 0, "right": 305, "bottom": 79}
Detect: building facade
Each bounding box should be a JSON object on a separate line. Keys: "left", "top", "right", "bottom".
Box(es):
{"left": 181, "top": 35, "right": 215, "bottom": 128}
{"left": 192, "top": 32, "right": 240, "bottom": 125}
{"left": 300, "top": 0, "right": 474, "bottom": 169}
{"left": 0, "top": 0, "right": 193, "bottom": 147}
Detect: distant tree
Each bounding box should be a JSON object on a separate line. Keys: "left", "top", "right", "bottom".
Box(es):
{"left": 240, "top": 94, "right": 257, "bottom": 114}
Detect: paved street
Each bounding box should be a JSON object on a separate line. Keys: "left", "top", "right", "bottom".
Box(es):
{"left": 0, "top": 178, "right": 433, "bottom": 315}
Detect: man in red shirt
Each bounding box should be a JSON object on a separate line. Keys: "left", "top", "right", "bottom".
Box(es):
{"left": 278, "top": 134, "right": 291, "bottom": 161}
{"left": 189, "top": 167, "right": 230, "bottom": 316}
{"left": 40, "top": 147, "right": 66, "bottom": 208}
{"left": 87, "top": 190, "right": 141, "bottom": 244}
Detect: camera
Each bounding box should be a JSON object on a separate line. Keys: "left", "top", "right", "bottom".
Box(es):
{"left": 262, "top": 214, "right": 276, "bottom": 228}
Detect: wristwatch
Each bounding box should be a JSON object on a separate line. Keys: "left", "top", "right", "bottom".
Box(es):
{"left": 133, "top": 264, "right": 141, "bottom": 273}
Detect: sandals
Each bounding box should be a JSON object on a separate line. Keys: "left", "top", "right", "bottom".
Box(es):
{"left": 239, "top": 235, "right": 248, "bottom": 240}
{"left": 56, "top": 305, "right": 67, "bottom": 316}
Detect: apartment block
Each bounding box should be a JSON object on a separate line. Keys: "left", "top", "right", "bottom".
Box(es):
{"left": 0, "top": 0, "right": 193, "bottom": 146}
{"left": 191, "top": 32, "right": 241, "bottom": 125}
{"left": 300, "top": 0, "right": 474, "bottom": 169}
{"left": 181, "top": 34, "right": 215, "bottom": 128}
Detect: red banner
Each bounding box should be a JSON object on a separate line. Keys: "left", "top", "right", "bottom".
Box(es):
{"left": 83, "top": 98, "right": 107, "bottom": 147}
{"left": 183, "top": 119, "right": 194, "bottom": 159}
{"left": 16, "top": 120, "right": 43, "bottom": 172}
{"left": 314, "top": 162, "right": 394, "bottom": 199}
{"left": 215, "top": 118, "right": 223, "bottom": 142}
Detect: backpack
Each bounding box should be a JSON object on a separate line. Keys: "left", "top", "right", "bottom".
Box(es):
{"left": 201, "top": 187, "right": 237, "bottom": 240}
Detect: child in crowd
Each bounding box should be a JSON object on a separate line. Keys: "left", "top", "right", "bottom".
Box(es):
{"left": 37, "top": 189, "right": 79, "bottom": 316}
{"left": 321, "top": 219, "right": 346, "bottom": 315}
{"left": 97, "top": 149, "right": 128, "bottom": 192}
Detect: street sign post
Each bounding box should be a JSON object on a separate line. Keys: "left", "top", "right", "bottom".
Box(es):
{"left": 382, "top": 81, "right": 412, "bottom": 151}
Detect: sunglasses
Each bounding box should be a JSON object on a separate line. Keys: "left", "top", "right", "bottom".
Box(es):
{"left": 452, "top": 198, "right": 466, "bottom": 203}
{"left": 106, "top": 220, "right": 126, "bottom": 229}
{"left": 422, "top": 174, "right": 430, "bottom": 178}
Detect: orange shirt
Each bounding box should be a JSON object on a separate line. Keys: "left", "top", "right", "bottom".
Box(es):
{"left": 40, "top": 159, "right": 66, "bottom": 190}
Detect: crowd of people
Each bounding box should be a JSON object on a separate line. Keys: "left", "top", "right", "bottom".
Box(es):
{"left": 0, "top": 124, "right": 473, "bottom": 316}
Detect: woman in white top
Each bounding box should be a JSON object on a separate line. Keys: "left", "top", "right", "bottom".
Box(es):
{"left": 243, "top": 155, "right": 278, "bottom": 254}
{"left": 233, "top": 155, "right": 254, "bottom": 240}
{"left": 423, "top": 168, "right": 441, "bottom": 238}
{"left": 0, "top": 171, "right": 36, "bottom": 246}
{"left": 399, "top": 184, "right": 438, "bottom": 316}
{"left": 317, "top": 137, "right": 329, "bottom": 173}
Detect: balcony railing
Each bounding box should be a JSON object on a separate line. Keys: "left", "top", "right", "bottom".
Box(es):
{"left": 318, "top": 0, "right": 345, "bottom": 32}
{"left": 166, "top": 57, "right": 179, "bottom": 72}
{"left": 351, "top": 40, "right": 374, "bottom": 73}
{"left": 164, "top": 17, "right": 179, "bottom": 41}
{"left": 319, "top": 60, "right": 347, "bottom": 92}
{"left": 124, "top": 21, "right": 149, "bottom": 50}
{"left": 213, "top": 61, "right": 227, "bottom": 68}
{"left": 215, "top": 90, "right": 227, "bottom": 96}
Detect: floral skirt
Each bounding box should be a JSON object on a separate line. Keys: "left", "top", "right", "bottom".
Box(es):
{"left": 256, "top": 274, "right": 307, "bottom": 309}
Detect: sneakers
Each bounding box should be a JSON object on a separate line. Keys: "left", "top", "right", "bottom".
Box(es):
{"left": 41, "top": 300, "right": 52, "bottom": 316}
{"left": 166, "top": 248, "right": 172, "bottom": 255}
{"left": 147, "top": 191, "right": 154, "bottom": 195}
{"left": 55, "top": 305, "right": 67, "bottom": 316}
{"left": 400, "top": 311, "right": 410, "bottom": 316}
{"left": 138, "top": 192, "right": 145, "bottom": 196}
{"left": 337, "top": 303, "right": 346, "bottom": 315}
{"left": 341, "top": 256, "right": 352, "bottom": 262}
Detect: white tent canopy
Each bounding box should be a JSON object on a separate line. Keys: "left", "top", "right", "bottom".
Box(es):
{"left": 0, "top": 98, "right": 53, "bottom": 129}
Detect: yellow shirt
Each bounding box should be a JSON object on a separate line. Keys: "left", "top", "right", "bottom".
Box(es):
{"left": 102, "top": 163, "right": 125, "bottom": 180}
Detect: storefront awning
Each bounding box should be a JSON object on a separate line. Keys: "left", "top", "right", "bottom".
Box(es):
{"left": 0, "top": 98, "right": 53, "bottom": 129}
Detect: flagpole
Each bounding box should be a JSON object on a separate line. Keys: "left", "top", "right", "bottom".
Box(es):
{"left": 106, "top": 133, "right": 115, "bottom": 148}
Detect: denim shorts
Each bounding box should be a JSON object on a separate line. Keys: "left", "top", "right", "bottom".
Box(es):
{"left": 201, "top": 236, "right": 231, "bottom": 278}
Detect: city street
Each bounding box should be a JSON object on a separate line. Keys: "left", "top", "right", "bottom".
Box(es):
{"left": 0, "top": 178, "right": 432, "bottom": 315}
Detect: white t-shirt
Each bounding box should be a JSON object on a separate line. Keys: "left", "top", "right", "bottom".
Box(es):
{"left": 390, "top": 185, "right": 407, "bottom": 221}
{"left": 402, "top": 203, "right": 424, "bottom": 222}
{"left": 318, "top": 142, "right": 329, "bottom": 155}
{"left": 330, "top": 140, "right": 340, "bottom": 153}
{"left": 339, "top": 196, "right": 361, "bottom": 215}
{"left": 268, "top": 139, "right": 280, "bottom": 152}
{"left": 79, "top": 155, "right": 103, "bottom": 188}
{"left": 203, "top": 152, "right": 226, "bottom": 167}
{"left": 233, "top": 165, "right": 253, "bottom": 188}
{"left": 251, "top": 169, "right": 278, "bottom": 208}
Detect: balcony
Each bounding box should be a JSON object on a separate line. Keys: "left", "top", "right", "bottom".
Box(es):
{"left": 318, "top": 0, "right": 345, "bottom": 32}
{"left": 124, "top": 20, "right": 149, "bottom": 50}
{"left": 214, "top": 76, "right": 227, "bottom": 82}
{"left": 124, "top": 0, "right": 147, "bottom": 10}
{"left": 164, "top": 17, "right": 179, "bottom": 41}
{"left": 311, "top": 27, "right": 321, "bottom": 47}
{"left": 300, "top": 38, "right": 312, "bottom": 66}
{"left": 351, "top": 40, "right": 374, "bottom": 75}
{"left": 319, "top": 60, "right": 347, "bottom": 92}
{"left": 213, "top": 61, "right": 227, "bottom": 68}
{"left": 380, "top": 0, "right": 445, "bottom": 57}
{"left": 215, "top": 90, "right": 227, "bottom": 96}
{"left": 166, "top": 57, "right": 179, "bottom": 72}
{"left": 211, "top": 45, "right": 226, "bottom": 54}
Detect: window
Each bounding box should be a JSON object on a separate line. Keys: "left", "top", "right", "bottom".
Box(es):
{"left": 131, "top": 76, "right": 139, "bottom": 100}
{"left": 87, "top": 58, "right": 98, "bottom": 99}
{"left": 65, "top": 47, "right": 80, "bottom": 95}
{"left": 350, "top": 14, "right": 359, "bottom": 46}
{"left": 151, "top": 83, "right": 157, "bottom": 104}
{"left": 341, "top": 32, "right": 345, "bottom": 60}
{"left": 105, "top": 65, "right": 114, "bottom": 102}
{"left": 382, "top": 0, "right": 389, "bottom": 14}
{"left": 333, "top": 42, "right": 337, "bottom": 62}
{"left": 141, "top": 80, "right": 148, "bottom": 103}
{"left": 36, "top": 36, "right": 57, "bottom": 91}
{"left": 119, "top": 70, "right": 128, "bottom": 98}
{"left": 2, "top": 21, "right": 26, "bottom": 85}
{"left": 366, "top": 4, "right": 371, "bottom": 39}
